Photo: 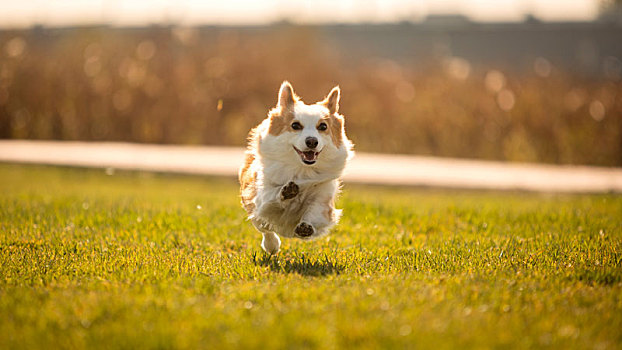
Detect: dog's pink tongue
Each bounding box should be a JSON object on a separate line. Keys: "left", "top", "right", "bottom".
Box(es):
{"left": 303, "top": 151, "right": 316, "bottom": 161}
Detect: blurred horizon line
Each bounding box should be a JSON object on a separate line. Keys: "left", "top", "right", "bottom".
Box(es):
{"left": 0, "top": 0, "right": 610, "bottom": 29}
{"left": 0, "top": 14, "right": 619, "bottom": 31}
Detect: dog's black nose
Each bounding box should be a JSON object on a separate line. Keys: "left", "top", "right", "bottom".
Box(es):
{"left": 305, "top": 137, "right": 318, "bottom": 149}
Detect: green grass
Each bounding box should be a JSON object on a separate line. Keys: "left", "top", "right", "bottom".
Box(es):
{"left": 1, "top": 164, "right": 621, "bottom": 349}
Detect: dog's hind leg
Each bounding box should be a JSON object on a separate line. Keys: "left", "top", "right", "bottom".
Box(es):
{"left": 252, "top": 219, "right": 281, "bottom": 254}
{"left": 261, "top": 232, "right": 281, "bottom": 254}
{"left": 295, "top": 203, "right": 338, "bottom": 238}
{"left": 294, "top": 186, "right": 340, "bottom": 239}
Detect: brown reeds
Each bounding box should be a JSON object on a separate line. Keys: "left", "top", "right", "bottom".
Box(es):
{"left": 0, "top": 26, "right": 620, "bottom": 166}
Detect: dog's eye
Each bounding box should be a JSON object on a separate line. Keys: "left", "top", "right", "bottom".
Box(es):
{"left": 317, "top": 122, "right": 328, "bottom": 131}
{"left": 291, "top": 122, "right": 302, "bottom": 130}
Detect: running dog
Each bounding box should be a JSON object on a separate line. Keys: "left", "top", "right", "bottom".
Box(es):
{"left": 239, "top": 81, "right": 354, "bottom": 254}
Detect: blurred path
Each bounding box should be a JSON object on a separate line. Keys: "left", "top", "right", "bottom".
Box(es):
{"left": 1, "top": 140, "right": 621, "bottom": 193}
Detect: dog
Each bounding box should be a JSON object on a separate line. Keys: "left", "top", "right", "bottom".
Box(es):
{"left": 239, "top": 81, "right": 354, "bottom": 254}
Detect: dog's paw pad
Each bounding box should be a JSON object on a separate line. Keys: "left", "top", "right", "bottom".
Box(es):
{"left": 295, "top": 222, "right": 315, "bottom": 237}
{"left": 281, "top": 181, "right": 299, "bottom": 200}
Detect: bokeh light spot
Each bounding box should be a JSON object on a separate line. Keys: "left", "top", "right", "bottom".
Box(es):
{"left": 485, "top": 70, "right": 505, "bottom": 93}
{"left": 497, "top": 89, "right": 515, "bottom": 111}
{"left": 534, "top": 57, "right": 552, "bottom": 78}
{"left": 395, "top": 81, "right": 415, "bottom": 102}
{"left": 444, "top": 57, "right": 471, "bottom": 81}
{"left": 136, "top": 40, "right": 156, "bottom": 61}
{"left": 564, "top": 89, "right": 586, "bottom": 111}
{"left": 589, "top": 100, "right": 605, "bottom": 121}
{"left": 84, "top": 56, "right": 102, "bottom": 78}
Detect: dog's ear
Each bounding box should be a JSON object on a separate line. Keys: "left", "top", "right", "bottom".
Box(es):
{"left": 322, "top": 86, "right": 340, "bottom": 115}
{"left": 278, "top": 81, "right": 296, "bottom": 110}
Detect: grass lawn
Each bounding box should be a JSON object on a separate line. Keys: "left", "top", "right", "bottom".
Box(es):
{"left": 1, "top": 164, "right": 621, "bottom": 349}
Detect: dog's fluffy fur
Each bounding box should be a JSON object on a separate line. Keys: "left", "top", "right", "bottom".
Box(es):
{"left": 239, "top": 81, "right": 354, "bottom": 254}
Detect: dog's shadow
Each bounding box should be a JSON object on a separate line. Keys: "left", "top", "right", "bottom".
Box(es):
{"left": 252, "top": 252, "right": 343, "bottom": 277}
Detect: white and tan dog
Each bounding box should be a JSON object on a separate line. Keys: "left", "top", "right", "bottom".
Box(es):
{"left": 239, "top": 81, "right": 354, "bottom": 254}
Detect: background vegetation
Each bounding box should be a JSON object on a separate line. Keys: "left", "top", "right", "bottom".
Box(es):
{"left": 1, "top": 25, "right": 621, "bottom": 166}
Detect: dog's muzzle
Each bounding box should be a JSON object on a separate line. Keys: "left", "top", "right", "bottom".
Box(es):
{"left": 294, "top": 146, "right": 320, "bottom": 165}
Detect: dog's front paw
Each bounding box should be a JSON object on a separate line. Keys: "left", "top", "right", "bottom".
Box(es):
{"left": 280, "top": 181, "right": 299, "bottom": 200}
{"left": 294, "top": 222, "right": 315, "bottom": 237}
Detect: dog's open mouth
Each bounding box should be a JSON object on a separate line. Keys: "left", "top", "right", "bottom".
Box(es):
{"left": 294, "top": 146, "right": 320, "bottom": 165}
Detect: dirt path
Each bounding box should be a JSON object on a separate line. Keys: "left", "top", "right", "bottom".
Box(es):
{"left": 1, "top": 140, "right": 621, "bottom": 193}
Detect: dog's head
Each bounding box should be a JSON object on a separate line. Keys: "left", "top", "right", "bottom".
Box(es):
{"left": 260, "top": 81, "right": 351, "bottom": 168}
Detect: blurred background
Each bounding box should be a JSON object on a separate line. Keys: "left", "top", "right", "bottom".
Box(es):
{"left": 0, "top": 0, "right": 621, "bottom": 166}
